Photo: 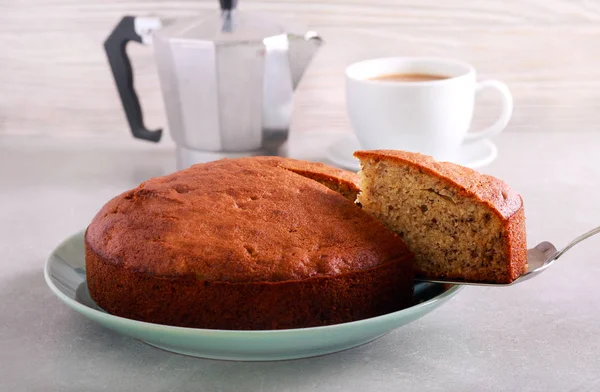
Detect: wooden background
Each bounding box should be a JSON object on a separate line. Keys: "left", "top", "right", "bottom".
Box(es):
{"left": 1, "top": 0, "right": 599, "bottom": 139}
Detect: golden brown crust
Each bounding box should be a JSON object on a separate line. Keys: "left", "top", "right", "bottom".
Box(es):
{"left": 504, "top": 206, "right": 528, "bottom": 282}
{"left": 252, "top": 156, "right": 360, "bottom": 201}
{"left": 353, "top": 150, "right": 522, "bottom": 219}
{"left": 86, "top": 157, "right": 402, "bottom": 283}
{"left": 86, "top": 242, "right": 413, "bottom": 330}
{"left": 86, "top": 156, "right": 414, "bottom": 329}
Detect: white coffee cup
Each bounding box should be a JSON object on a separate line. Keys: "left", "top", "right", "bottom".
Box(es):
{"left": 345, "top": 57, "right": 513, "bottom": 161}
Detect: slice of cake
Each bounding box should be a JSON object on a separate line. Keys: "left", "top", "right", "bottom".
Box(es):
{"left": 354, "top": 150, "right": 527, "bottom": 284}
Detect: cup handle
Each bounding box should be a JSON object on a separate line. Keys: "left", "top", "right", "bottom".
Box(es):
{"left": 464, "top": 80, "right": 513, "bottom": 143}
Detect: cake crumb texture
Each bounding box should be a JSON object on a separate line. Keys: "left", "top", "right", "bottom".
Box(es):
{"left": 354, "top": 150, "right": 527, "bottom": 284}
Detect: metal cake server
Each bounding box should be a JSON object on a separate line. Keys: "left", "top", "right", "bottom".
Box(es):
{"left": 417, "top": 225, "right": 600, "bottom": 286}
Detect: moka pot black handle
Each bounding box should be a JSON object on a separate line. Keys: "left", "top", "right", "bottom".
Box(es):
{"left": 104, "top": 16, "right": 162, "bottom": 142}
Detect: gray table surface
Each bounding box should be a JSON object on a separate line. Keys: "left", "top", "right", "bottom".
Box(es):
{"left": 2, "top": 132, "right": 600, "bottom": 392}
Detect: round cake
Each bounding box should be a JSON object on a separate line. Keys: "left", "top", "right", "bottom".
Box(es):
{"left": 85, "top": 157, "right": 413, "bottom": 330}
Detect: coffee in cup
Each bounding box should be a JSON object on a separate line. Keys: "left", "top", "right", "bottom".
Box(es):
{"left": 368, "top": 73, "right": 450, "bottom": 82}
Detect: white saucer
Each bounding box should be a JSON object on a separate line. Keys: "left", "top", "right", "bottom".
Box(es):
{"left": 326, "top": 135, "right": 498, "bottom": 172}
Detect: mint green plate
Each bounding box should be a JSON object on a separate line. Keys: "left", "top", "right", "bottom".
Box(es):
{"left": 45, "top": 231, "right": 462, "bottom": 361}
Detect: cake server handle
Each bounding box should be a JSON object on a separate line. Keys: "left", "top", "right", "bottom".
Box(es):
{"left": 552, "top": 225, "right": 600, "bottom": 261}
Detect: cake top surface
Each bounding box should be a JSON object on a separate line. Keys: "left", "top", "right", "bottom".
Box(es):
{"left": 86, "top": 157, "right": 410, "bottom": 283}
{"left": 354, "top": 150, "right": 523, "bottom": 219}
{"left": 253, "top": 156, "right": 360, "bottom": 189}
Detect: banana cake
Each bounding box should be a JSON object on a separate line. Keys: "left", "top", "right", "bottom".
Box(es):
{"left": 85, "top": 157, "right": 414, "bottom": 330}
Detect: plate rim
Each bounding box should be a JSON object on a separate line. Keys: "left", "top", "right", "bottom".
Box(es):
{"left": 45, "top": 230, "right": 462, "bottom": 336}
